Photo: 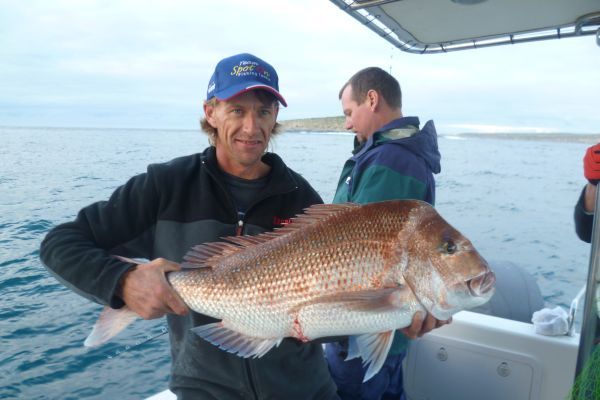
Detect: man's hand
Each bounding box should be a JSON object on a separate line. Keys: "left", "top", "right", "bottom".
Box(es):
{"left": 119, "top": 258, "right": 189, "bottom": 320}
{"left": 584, "top": 143, "right": 600, "bottom": 185}
{"left": 400, "top": 312, "right": 451, "bottom": 340}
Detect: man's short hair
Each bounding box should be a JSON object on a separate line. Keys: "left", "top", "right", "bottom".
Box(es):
{"left": 200, "top": 89, "right": 282, "bottom": 146}
{"left": 339, "top": 67, "right": 402, "bottom": 109}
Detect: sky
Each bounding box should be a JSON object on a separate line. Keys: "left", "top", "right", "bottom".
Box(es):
{"left": 1, "top": 0, "right": 599, "bottom": 134}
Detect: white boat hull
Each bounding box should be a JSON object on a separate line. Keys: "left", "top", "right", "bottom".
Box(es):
{"left": 404, "top": 311, "right": 579, "bottom": 400}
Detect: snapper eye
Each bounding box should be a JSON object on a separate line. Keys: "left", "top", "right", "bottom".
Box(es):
{"left": 443, "top": 240, "right": 457, "bottom": 254}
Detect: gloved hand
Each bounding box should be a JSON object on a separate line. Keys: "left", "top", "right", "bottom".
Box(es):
{"left": 584, "top": 143, "right": 600, "bottom": 185}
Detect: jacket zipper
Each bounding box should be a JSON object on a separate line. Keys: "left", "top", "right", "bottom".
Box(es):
{"left": 202, "top": 158, "right": 299, "bottom": 236}
{"left": 202, "top": 158, "right": 298, "bottom": 399}
{"left": 235, "top": 219, "right": 244, "bottom": 236}
{"left": 202, "top": 160, "right": 247, "bottom": 236}
{"left": 235, "top": 186, "right": 298, "bottom": 237}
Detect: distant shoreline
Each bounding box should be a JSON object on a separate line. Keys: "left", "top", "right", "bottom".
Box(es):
{"left": 2, "top": 121, "right": 599, "bottom": 143}
{"left": 449, "top": 133, "right": 599, "bottom": 143}
{"left": 281, "top": 117, "right": 599, "bottom": 143}
{"left": 280, "top": 116, "right": 346, "bottom": 132}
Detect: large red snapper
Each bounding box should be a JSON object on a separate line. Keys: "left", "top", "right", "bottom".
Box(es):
{"left": 85, "top": 200, "right": 495, "bottom": 381}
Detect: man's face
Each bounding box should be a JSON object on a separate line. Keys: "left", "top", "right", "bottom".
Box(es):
{"left": 204, "top": 90, "right": 278, "bottom": 177}
{"left": 340, "top": 85, "right": 374, "bottom": 143}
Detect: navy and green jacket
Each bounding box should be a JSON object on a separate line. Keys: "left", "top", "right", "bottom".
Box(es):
{"left": 333, "top": 116, "right": 440, "bottom": 205}
{"left": 40, "top": 146, "right": 337, "bottom": 400}
{"left": 333, "top": 116, "right": 440, "bottom": 356}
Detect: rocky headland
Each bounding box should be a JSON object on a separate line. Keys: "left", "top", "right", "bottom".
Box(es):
{"left": 280, "top": 117, "right": 599, "bottom": 143}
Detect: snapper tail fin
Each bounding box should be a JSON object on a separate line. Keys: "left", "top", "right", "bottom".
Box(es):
{"left": 84, "top": 306, "right": 139, "bottom": 347}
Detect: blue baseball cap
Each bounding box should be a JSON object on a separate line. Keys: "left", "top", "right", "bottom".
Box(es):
{"left": 206, "top": 53, "right": 287, "bottom": 107}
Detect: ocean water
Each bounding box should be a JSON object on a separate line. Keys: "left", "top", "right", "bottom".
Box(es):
{"left": 0, "top": 126, "right": 595, "bottom": 399}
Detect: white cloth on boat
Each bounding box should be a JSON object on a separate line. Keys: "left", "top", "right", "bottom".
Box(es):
{"left": 531, "top": 306, "right": 569, "bottom": 336}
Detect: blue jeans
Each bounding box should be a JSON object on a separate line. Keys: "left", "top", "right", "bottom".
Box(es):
{"left": 325, "top": 341, "right": 405, "bottom": 400}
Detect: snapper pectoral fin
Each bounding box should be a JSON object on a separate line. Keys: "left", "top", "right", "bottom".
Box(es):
{"left": 84, "top": 306, "right": 139, "bottom": 347}
{"left": 307, "top": 286, "right": 413, "bottom": 313}
{"left": 351, "top": 331, "right": 395, "bottom": 382}
{"left": 191, "top": 322, "right": 283, "bottom": 358}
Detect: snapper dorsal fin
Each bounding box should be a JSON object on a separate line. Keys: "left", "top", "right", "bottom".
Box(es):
{"left": 181, "top": 241, "right": 242, "bottom": 269}
{"left": 181, "top": 203, "right": 360, "bottom": 269}
{"left": 272, "top": 202, "right": 360, "bottom": 233}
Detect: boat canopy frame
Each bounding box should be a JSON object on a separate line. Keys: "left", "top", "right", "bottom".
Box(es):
{"left": 330, "top": 0, "right": 600, "bottom": 54}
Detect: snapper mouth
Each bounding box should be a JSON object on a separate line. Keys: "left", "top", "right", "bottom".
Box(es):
{"left": 467, "top": 270, "right": 496, "bottom": 297}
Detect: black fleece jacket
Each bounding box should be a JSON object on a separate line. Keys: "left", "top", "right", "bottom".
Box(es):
{"left": 40, "top": 146, "right": 337, "bottom": 400}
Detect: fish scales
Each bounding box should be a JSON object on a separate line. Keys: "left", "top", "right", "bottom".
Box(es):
{"left": 85, "top": 200, "right": 495, "bottom": 381}
{"left": 170, "top": 203, "right": 412, "bottom": 337}
{"left": 169, "top": 203, "right": 408, "bottom": 322}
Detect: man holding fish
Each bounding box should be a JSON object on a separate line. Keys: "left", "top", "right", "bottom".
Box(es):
{"left": 41, "top": 53, "right": 338, "bottom": 399}
{"left": 40, "top": 54, "right": 494, "bottom": 400}
{"left": 325, "top": 67, "right": 447, "bottom": 399}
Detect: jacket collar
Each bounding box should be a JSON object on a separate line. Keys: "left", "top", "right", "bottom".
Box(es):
{"left": 352, "top": 116, "right": 421, "bottom": 158}
{"left": 201, "top": 146, "right": 298, "bottom": 196}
